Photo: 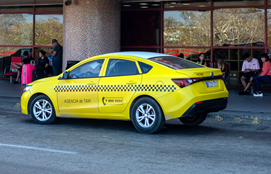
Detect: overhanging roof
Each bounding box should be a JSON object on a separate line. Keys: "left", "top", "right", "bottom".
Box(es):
{"left": 0, "top": 0, "right": 63, "bottom": 6}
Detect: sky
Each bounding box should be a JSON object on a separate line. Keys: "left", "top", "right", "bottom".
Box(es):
{"left": 164, "top": 11, "right": 183, "bottom": 22}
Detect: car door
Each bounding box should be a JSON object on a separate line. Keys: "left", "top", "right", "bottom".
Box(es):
{"left": 98, "top": 58, "right": 142, "bottom": 113}
{"left": 57, "top": 59, "right": 105, "bottom": 115}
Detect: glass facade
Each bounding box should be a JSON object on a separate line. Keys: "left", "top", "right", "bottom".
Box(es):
{"left": 35, "top": 14, "right": 63, "bottom": 46}
{"left": 121, "top": 11, "right": 160, "bottom": 46}
{"left": 213, "top": 8, "right": 264, "bottom": 47}
{"left": 0, "top": 14, "right": 33, "bottom": 45}
{"left": 0, "top": 4, "right": 63, "bottom": 76}
{"left": 121, "top": 0, "right": 271, "bottom": 86}
{"left": 164, "top": 10, "right": 210, "bottom": 47}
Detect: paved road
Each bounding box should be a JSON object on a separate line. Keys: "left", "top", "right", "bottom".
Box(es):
{"left": 0, "top": 97, "right": 271, "bottom": 174}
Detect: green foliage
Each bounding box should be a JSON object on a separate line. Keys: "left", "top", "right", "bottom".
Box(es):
{"left": 35, "top": 17, "right": 63, "bottom": 46}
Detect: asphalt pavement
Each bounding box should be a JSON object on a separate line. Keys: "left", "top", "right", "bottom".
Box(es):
{"left": 0, "top": 79, "right": 271, "bottom": 173}
{"left": 0, "top": 97, "right": 270, "bottom": 173}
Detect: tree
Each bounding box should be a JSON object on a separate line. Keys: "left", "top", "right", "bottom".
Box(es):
{"left": 0, "top": 14, "right": 32, "bottom": 46}
{"left": 35, "top": 17, "right": 63, "bottom": 46}
{"left": 213, "top": 8, "right": 264, "bottom": 46}
{"left": 164, "top": 8, "right": 265, "bottom": 47}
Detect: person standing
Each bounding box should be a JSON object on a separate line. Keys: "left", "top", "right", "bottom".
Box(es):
{"left": 253, "top": 53, "right": 271, "bottom": 97}
{"left": 49, "top": 39, "right": 62, "bottom": 76}
{"left": 239, "top": 53, "right": 260, "bottom": 95}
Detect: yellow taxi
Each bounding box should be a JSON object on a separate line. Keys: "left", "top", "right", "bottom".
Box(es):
{"left": 21, "top": 52, "right": 228, "bottom": 133}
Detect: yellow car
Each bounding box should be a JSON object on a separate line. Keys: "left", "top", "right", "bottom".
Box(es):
{"left": 21, "top": 52, "right": 228, "bottom": 133}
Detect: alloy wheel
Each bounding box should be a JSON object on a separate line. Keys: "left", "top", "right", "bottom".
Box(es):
{"left": 33, "top": 99, "right": 53, "bottom": 121}
{"left": 136, "top": 103, "right": 156, "bottom": 128}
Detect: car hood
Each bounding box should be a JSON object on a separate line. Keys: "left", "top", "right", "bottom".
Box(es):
{"left": 27, "top": 76, "right": 58, "bottom": 86}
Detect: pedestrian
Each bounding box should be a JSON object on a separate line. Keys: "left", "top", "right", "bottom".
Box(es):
{"left": 214, "top": 58, "right": 229, "bottom": 79}
{"left": 48, "top": 39, "right": 62, "bottom": 76}
{"left": 196, "top": 53, "right": 207, "bottom": 66}
{"left": 253, "top": 53, "right": 271, "bottom": 97}
{"left": 13, "top": 51, "right": 34, "bottom": 84}
{"left": 35, "top": 50, "right": 49, "bottom": 80}
{"left": 177, "top": 53, "right": 184, "bottom": 58}
{"left": 239, "top": 53, "right": 260, "bottom": 95}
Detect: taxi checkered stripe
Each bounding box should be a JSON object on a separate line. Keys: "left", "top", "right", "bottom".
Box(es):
{"left": 54, "top": 84, "right": 177, "bottom": 93}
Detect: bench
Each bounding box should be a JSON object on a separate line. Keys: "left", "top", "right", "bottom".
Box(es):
{"left": 3, "top": 57, "right": 22, "bottom": 83}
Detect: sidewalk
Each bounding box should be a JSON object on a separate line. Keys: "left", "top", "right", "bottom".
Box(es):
{"left": 0, "top": 79, "right": 25, "bottom": 98}
{"left": 0, "top": 78, "right": 271, "bottom": 120}
{"left": 208, "top": 88, "right": 271, "bottom": 121}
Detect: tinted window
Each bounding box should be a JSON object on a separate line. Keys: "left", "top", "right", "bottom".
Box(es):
{"left": 106, "top": 59, "right": 139, "bottom": 76}
{"left": 69, "top": 59, "right": 104, "bottom": 79}
{"left": 149, "top": 56, "right": 202, "bottom": 69}
{"left": 138, "top": 62, "right": 153, "bottom": 73}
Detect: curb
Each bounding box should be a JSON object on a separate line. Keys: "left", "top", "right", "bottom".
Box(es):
{"left": 208, "top": 111, "right": 271, "bottom": 121}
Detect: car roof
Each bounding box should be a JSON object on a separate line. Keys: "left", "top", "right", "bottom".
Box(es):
{"left": 102, "top": 51, "right": 173, "bottom": 59}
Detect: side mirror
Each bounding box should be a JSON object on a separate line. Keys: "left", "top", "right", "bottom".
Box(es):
{"left": 63, "top": 71, "right": 70, "bottom": 79}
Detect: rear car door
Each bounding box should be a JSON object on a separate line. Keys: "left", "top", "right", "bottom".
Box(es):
{"left": 98, "top": 58, "right": 142, "bottom": 113}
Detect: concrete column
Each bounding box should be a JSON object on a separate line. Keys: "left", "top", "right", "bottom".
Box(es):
{"left": 63, "top": 0, "right": 120, "bottom": 70}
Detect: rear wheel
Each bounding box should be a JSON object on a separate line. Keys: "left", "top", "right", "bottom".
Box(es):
{"left": 131, "top": 97, "right": 164, "bottom": 134}
{"left": 30, "top": 95, "right": 56, "bottom": 124}
{"left": 179, "top": 113, "right": 207, "bottom": 126}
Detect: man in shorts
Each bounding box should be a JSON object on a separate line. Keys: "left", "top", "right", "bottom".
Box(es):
{"left": 13, "top": 51, "right": 34, "bottom": 84}
{"left": 239, "top": 53, "right": 260, "bottom": 95}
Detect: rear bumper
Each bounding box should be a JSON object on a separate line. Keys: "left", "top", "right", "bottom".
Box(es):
{"left": 182, "top": 98, "right": 228, "bottom": 117}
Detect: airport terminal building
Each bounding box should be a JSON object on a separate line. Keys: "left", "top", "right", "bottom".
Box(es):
{"left": 0, "top": 0, "right": 270, "bottom": 86}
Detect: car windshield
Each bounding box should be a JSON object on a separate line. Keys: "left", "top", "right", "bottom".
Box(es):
{"left": 149, "top": 56, "right": 202, "bottom": 69}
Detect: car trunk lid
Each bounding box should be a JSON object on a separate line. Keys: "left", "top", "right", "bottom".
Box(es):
{"left": 175, "top": 68, "right": 225, "bottom": 94}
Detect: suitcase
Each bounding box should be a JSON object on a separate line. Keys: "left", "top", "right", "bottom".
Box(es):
{"left": 21, "top": 63, "right": 35, "bottom": 85}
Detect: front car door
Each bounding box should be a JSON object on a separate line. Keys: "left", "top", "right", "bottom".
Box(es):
{"left": 57, "top": 59, "right": 105, "bottom": 116}
{"left": 98, "top": 58, "right": 142, "bottom": 113}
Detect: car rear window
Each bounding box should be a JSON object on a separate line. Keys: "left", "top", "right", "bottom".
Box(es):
{"left": 149, "top": 56, "right": 202, "bottom": 69}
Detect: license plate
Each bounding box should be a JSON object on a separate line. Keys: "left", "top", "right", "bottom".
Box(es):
{"left": 206, "top": 80, "right": 218, "bottom": 87}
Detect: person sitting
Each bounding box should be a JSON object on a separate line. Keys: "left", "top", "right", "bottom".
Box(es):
{"left": 196, "top": 53, "right": 207, "bottom": 66}
{"left": 253, "top": 53, "right": 271, "bottom": 97}
{"left": 214, "top": 58, "right": 229, "bottom": 79}
{"left": 177, "top": 53, "right": 184, "bottom": 58}
{"left": 239, "top": 53, "right": 260, "bottom": 95}
{"left": 13, "top": 51, "right": 34, "bottom": 84}
{"left": 35, "top": 50, "right": 49, "bottom": 80}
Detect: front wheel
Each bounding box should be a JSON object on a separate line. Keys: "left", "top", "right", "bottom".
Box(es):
{"left": 30, "top": 95, "right": 56, "bottom": 124}
{"left": 179, "top": 113, "right": 207, "bottom": 126}
{"left": 131, "top": 97, "right": 165, "bottom": 134}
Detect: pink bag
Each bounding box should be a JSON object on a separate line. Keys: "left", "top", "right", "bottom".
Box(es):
{"left": 21, "top": 61, "right": 35, "bottom": 85}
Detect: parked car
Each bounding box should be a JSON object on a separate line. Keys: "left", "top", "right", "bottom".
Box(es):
{"left": 21, "top": 51, "right": 228, "bottom": 133}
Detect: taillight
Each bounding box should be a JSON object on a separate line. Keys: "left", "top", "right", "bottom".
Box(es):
{"left": 172, "top": 78, "right": 202, "bottom": 88}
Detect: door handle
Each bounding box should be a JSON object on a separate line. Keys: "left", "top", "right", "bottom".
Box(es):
{"left": 126, "top": 81, "right": 137, "bottom": 85}
{"left": 87, "top": 81, "right": 95, "bottom": 85}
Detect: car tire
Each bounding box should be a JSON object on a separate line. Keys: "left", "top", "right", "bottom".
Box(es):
{"left": 179, "top": 113, "right": 207, "bottom": 126}
{"left": 30, "top": 95, "right": 56, "bottom": 124}
{"left": 131, "top": 97, "right": 165, "bottom": 134}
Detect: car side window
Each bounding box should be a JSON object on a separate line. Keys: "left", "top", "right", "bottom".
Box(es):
{"left": 138, "top": 62, "right": 153, "bottom": 74}
{"left": 69, "top": 59, "right": 104, "bottom": 79}
{"left": 106, "top": 59, "right": 139, "bottom": 76}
